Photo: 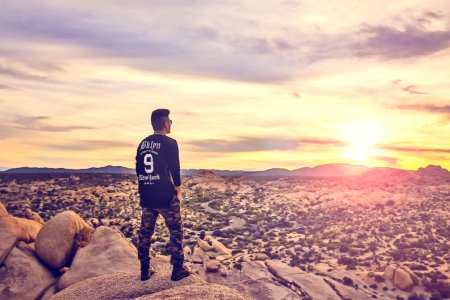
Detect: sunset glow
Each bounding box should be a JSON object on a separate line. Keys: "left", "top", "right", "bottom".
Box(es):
{"left": 340, "top": 120, "right": 384, "bottom": 164}
{"left": 0, "top": 1, "right": 449, "bottom": 171}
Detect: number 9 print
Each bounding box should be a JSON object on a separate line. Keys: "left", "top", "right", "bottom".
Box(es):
{"left": 144, "top": 153, "right": 154, "bottom": 173}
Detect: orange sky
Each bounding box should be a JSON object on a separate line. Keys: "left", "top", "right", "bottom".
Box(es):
{"left": 0, "top": 1, "right": 449, "bottom": 171}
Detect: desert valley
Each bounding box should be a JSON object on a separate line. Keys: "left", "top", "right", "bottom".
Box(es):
{"left": 0, "top": 164, "right": 449, "bottom": 299}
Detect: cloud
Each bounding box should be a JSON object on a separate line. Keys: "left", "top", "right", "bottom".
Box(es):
{"left": 0, "top": 63, "right": 49, "bottom": 81}
{"left": 0, "top": 2, "right": 449, "bottom": 84}
{"left": 402, "top": 85, "right": 428, "bottom": 95}
{"left": 380, "top": 145, "right": 450, "bottom": 153}
{"left": 23, "top": 60, "right": 65, "bottom": 73}
{"left": 43, "top": 140, "right": 134, "bottom": 151}
{"left": 390, "top": 80, "right": 429, "bottom": 95}
{"left": 12, "top": 115, "right": 96, "bottom": 132}
{"left": 391, "top": 103, "right": 450, "bottom": 118}
{"left": 353, "top": 25, "right": 450, "bottom": 59}
{"left": 0, "top": 2, "right": 296, "bottom": 82}
{"left": 186, "top": 136, "right": 344, "bottom": 152}
{"left": 0, "top": 84, "right": 13, "bottom": 89}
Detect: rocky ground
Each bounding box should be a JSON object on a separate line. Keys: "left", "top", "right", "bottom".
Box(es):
{"left": 0, "top": 165, "right": 449, "bottom": 299}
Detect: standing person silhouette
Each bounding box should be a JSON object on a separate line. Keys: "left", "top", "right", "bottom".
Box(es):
{"left": 135, "top": 109, "right": 190, "bottom": 281}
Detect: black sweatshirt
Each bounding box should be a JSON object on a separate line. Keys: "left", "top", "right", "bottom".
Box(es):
{"left": 135, "top": 134, "right": 181, "bottom": 208}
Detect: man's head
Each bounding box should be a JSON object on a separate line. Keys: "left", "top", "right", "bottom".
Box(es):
{"left": 151, "top": 108, "right": 172, "bottom": 134}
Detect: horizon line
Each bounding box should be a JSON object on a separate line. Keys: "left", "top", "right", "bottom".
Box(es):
{"left": 1, "top": 162, "right": 447, "bottom": 173}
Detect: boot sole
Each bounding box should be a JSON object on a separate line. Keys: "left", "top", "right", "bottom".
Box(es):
{"left": 141, "top": 267, "right": 156, "bottom": 281}
{"left": 171, "top": 271, "right": 191, "bottom": 281}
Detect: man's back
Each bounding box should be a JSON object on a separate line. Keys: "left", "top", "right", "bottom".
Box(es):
{"left": 136, "top": 134, "right": 180, "bottom": 208}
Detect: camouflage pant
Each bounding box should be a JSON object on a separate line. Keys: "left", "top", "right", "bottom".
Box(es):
{"left": 138, "top": 195, "right": 184, "bottom": 266}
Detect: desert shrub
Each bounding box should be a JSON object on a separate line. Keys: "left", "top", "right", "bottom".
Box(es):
{"left": 233, "top": 262, "right": 242, "bottom": 271}
{"left": 409, "top": 263, "right": 427, "bottom": 271}
{"left": 407, "top": 293, "right": 426, "bottom": 300}
{"left": 343, "top": 276, "right": 353, "bottom": 286}
{"left": 423, "top": 277, "right": 450, "bottom": 298}
{"left": 338, "top": 256, "right": 357, "bottom": 266}
{"left": 386, "top": 199, "right": 395, "bottom": 206}
{"left": 391, "top": 249, "right": 407, "bottom": 261}
{"left": 349, "top": 248, "right": 359, "bottom": 256}
{"left": 339, "top": 244, "right": 350, "bottom": 253}
{"left": 212, "top": 229, "right": 223, "bottom": 237}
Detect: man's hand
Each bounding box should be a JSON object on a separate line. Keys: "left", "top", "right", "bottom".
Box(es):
{"left": 175, "top": 186, "right": 182, "bottom": 202}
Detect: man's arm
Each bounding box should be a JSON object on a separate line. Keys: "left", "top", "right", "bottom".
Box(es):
{"left": 169, "top": 140, "right": 182, "bottom": 201}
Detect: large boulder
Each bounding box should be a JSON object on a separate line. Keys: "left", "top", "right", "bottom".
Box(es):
{"left": 401, "top": 266, "right": 420, "bottom": 285}
{"left": 137, "top": 283, "right": 253, "bottom": 300}
{"left": 0, "top": 242, "right": 55, "bottom": 300}
{"left": 35, "top": 211, "right": 93, "bottom": 269}
{"left": 254, "top": 253, "right": 270, "bottom": 261}
{"left": 383, "top": 264, "right": 397, "bottom": 280}
{"left": 191, "top": 246, "right": 207, "bottom": 264}
{"left": 383, "top": 264, "right": 418, "bottom": 291}
{"left": 198, "top": 239, "right": 215, "bottom": 252}
{"left": 0, "top": 230, "right": 17, "bottom": 265}
{"left": 0, "top": 216, "right": 42, "bottom": 243}
{"left": 0, "top": 202, "right": 8, "bottom": 217}
{"left": 50, "top": 271, "right": 205, "bottom": 300}
{"left": 393, "top": 268, "right": 415, "bottom": 291}
{"left": 57, "top": 226, "right": 139, "bottom": 290}
{"left": 205, "top": 260, "right": 221, "bottom": 273}
{"left": 205, "top": 236, "right": 232, "bottom": 255}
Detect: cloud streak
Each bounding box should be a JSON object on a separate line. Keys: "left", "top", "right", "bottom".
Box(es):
{"left": 380, "top": 145, "right": 450, "bottom": 153}
{"left": 12, "top": 115, "right": 96, "bottom": 132}
{"left": 353, "top": 25, "right": 450, "bottom": 59}
{"left": 186, "top": 137, "right": 344, "bottom": 153}
{"left": 43, "top": 140, "right": 135, "bottom": 151}
{"left": 0, "top": 63, "right": 49, "bottom": 81}
{"left": 392, "top": 104, "right": 450, "bottom": 118}
{"left": 402, "top": 85, "right": 428, "bottom": 95}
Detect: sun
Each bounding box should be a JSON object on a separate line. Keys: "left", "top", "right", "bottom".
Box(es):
{"left": 340, "top": 119, "right": 383, "bottom": 164}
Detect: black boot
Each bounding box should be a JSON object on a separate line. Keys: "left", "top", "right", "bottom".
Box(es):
{"left": 171, "top": 264, "right": 190, "bottom": 281}
{"left": 140, "top": 259, "right": 156, "bottom": 281}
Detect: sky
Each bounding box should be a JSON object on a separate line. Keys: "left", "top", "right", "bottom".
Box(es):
{"left": 0, "top": 0, "right": 449, "bottom": 171}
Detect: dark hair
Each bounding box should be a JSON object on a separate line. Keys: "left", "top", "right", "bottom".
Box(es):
{"left": 151, "top": 109, "right": 170, "bottom": 130}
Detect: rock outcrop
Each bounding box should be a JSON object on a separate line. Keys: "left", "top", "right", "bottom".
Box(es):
{"left": 25, "top": 208, "right": 45, "bottom": 225}
{"left": 383, "top": 264, "right": 419, "bottom": 292}
{"left": 137, "top": 282, "right": 253, "bottom": 300}
{"left": 205, "top": 236, "right": 232, "bottom": 255}
{"left": 0, "top": 242, "right": 55, "bottom": 300}
{"left": 0, "top": 215, "right": 42, "bottom": 243}
{"left": 205, "top": 260, "right": 221, "bottom": 272}
{"left": 57, "top": 226, "right": 140, "bottom": 290}
{"left": 35, "top": 211, "right": 93, "bottom": 269}
{"left": 265, "top": 259, "right": 341, "bottom": 300}
{"left": 50, "top": 271, "right": 205, "bottom": 300}
{"left": 0, "top": 230, "right": 17, "bottom": 265}
{"left": 393, "top": 268, "right": 415, "bottom": 292}
{"left": 196, "top": 235, "right": 232, "bottom": 257}
{"left": 0, "top": 202, "right": 8, "bottom": 217}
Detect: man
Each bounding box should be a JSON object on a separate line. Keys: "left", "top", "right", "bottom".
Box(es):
{"left": 135, "top": 109, "right": 190, "bottom": 281}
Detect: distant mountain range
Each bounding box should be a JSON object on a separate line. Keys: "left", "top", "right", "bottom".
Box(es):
{"left": 1, "top": 163, "right": 448, "bottom": 177}
{"left": 1, "top": 165, "right": 133, "bottom": 174}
